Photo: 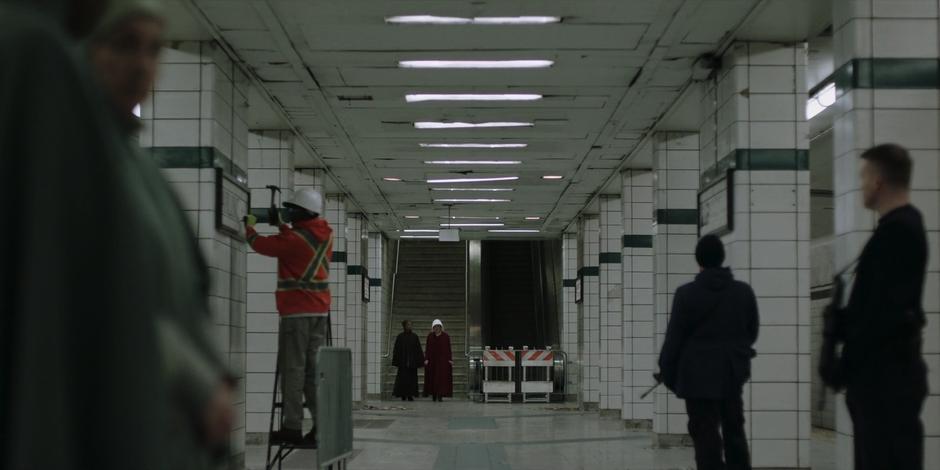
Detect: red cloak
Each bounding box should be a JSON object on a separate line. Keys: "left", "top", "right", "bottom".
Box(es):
{"left": 423, "top": 331, "right": 453, "bottom": 397}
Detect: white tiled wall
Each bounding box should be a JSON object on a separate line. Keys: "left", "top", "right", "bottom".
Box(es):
{"left": 652, "top": 132, "right": 700, "bottom": 437}
{"left": 579, "top": 216, "right": 601, "bottom": 406}
{"left": 345, "top": 214, "right": 367, "bottom": 403}
{"left": 245, "top": 130, "right": 293, "bottom": 435}
{"left": 562, "top": 232, "right": 580, "bottom": 399}
{"left": 599, "top": 196, "right": 623, "bottom": 412}
{"left": 367, "top": 232, "right": 385, "bottom": 398}
{"left": 831, "top": 4, "right": 940, "bottom": 467}
{"left": 621, "top": 169, "right": 655, "bottom": 425}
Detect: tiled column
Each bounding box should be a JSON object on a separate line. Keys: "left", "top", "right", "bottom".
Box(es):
{"left": 620, "top": 169, "right": 655, "bottom": 426}
{"left": 140, "top": 41, "right": 251, "bottom": 466}
{"left": 244, "top": 130, "right": 294, "bottom": 436}
{"left": 366, "top": 232, "right": 385, "bottom": 399}
{"left": 579, "top": 216, "right": 601, "bottom": 408}
{"left": 345, "top": 214, "right": 368, "bottom": 403}
{"left": 599, "top": 196, "right": 623, "bottom": 412}
{"left": 562, "top": 232, "right": 581, "bottom": 401}
{"left": 830, "top": 3, "right": 940, "bottom": 468}
{"left": 651, "top": 132, "right": 700, "bottom": 443}
{"left": 700, "top": 42, "right": 812, "bottom": 468}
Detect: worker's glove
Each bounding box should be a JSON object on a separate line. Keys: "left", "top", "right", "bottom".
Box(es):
{"left": 267, "top": 207, "right": 282, "bottom": 226}
{"left": 244, "top": 214, "right": 257, "bottom": 227}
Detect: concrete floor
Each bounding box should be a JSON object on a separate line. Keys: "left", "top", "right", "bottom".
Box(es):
{"left": 246, "top": 400, "right": 837, "bottom": 470}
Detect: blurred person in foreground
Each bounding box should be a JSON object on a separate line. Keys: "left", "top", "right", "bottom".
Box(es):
{"left": 0, "top": 0, "right": 231, "bottom": 468}
{"left": 820, "top": 143, "right": 929, "bottom": 470}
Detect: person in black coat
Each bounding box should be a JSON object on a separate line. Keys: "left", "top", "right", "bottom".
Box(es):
{"left": 392, "top": 320, "right": 424, "bottom": 401}
{"left": 821, "top": 144, "right": 929, "bottom": 470}
{"left": 657, "top": 235, "right": 759, "bottom": 470}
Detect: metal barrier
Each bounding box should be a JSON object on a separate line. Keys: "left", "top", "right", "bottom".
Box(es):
{"left": 520, "top": 348, "right": 553, "bottom": 403}
{"left": 482, "top": 348, "right": 516, "bottom": 403}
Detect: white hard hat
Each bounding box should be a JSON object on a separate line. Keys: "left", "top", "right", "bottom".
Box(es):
{"left": 285, "top": 188, "right": 323, "bottom": 215}
{"left": 432, "top": 319, "right": 443, "bottom": 329}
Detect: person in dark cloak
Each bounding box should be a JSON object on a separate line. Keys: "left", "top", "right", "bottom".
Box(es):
{"left": 423, "top": 319, "right": 453, "bottom": 402}
{"left": 392, "top": 320, "right": 424, "bottom": 401}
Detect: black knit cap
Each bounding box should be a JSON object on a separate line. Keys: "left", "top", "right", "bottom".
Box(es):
{"left": 695, "top": 234, "right": 725, "bottom": 269}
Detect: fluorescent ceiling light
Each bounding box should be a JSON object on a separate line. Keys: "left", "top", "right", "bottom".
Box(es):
{"left": 426, "top": 176, "right": 519, "bottom": 184}
{"left": 401, "top": 235, "right": 439, "bottom": 239}
{"left": 386, "top": 15, "right": 560, "bottom": 25}
{"left": 399, "top": 60, "right": 553, "bottom": 69}
{"left": 406, "top": 93, "right": 542, "bottom": 103}
{"left": 383, "top": 177, "right": 403, "bottom": 182}
{"left": 440, "top": 216, "right": 501, "bottom": 220}
{"left": 807, "top": 82, "right": 836, "bottom": 120}
{"left": 404, "top": 215, "right": 420, "bottom": 219}
{"left": 439, "top": 223, "right": 504, "bottom": 227}
{"left": 489, "top": 229, "right": 540, "bottom": 233}
{"left": 414, "top": 121, "right": 533, "bottom": 129}
{"left": 431, "top": 187, "right": 513, "bottom": 192}
{"left": 420, "top": 143, "right": 528, "bottom": 149}
{"left": 541, "top": 175, "right": 563, "bottom": 180}
{"left": 424, "top": 160, "right": 521, "bottom": 165}
{"left": 525, "top": 216, "right": 542, "bottom": 220}
{"left": 434, "top": 199, "right": 511, "bottom": 203}
{"left": 403, "top": 229, "right": 439, "bottom": 233}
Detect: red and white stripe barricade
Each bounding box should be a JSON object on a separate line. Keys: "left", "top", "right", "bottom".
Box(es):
{"left": 520, "top": 348, "right": 554, "bottom": 403}
{"left": 482, "top": 348, "right": 516, "bottom": 402}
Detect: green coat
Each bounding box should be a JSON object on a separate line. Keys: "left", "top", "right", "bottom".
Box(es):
{"left": 0, "top": 4, "right": 227, "bottom": 469}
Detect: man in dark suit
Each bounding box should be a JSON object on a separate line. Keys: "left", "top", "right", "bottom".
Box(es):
{"left": 822, "top": 143, "right": 929, "bottom": 470}
{"left": 658, "top": 235, "right": 760, "bottom": 470}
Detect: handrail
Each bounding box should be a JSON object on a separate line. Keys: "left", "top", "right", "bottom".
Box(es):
{"left": 464, "top": 241, "right": 471, "bottom": 357}
{"left": 381, "top": 239, "right": 402, "bottom": 358}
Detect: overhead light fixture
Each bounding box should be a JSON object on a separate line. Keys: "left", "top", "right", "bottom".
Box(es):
{"left": 489, "top": 229, "right": 540, "bottom": 233}
{"left": 424, "top": 160, "right": 521, "bottom": 165}
{"left": 426, "top": 176, "right": 519, "bottom": 184}
{"left": 404, "top": 215, "right": 420, "bottom": 219}
{"left": 439, "top": 223, "right": 504, "bottom": 227}
{"left": 440, "top": 216, "right": 501, "bottom": 220}
{"left": 419, "top": 143, "right": 528, "bottom": 149}
{"left": 434, "top": 199, "right": 511, "bottom": 203}
{"left": 403, "top": 229, "right": 439, "bottom": 233}
{"left": 399, "top": 60, "right": 554, "bottom": 69}
{"left": 383, "top": 177, "right": 403, "bottom": 182}
{"left": 541, "top": 175, "right": 563, "bottom": 180}
{"left": 807, "top": 82, "right": 837, "bottom": 120}
{"left": 401, "top": 235, "right": 439, "bottom": 239}
{"left": 414, "top": 121, "right": 533, "bottom": 129}
{"left": 406, "top": 93, "right": 542, "bottom": 103}
{"left": 386, "top": 15, "right": 561, "bottom": 25}
{"left": 525, "top": 216, "right": 542, "bottom": 220}
{"left": 431, "top": 187, "right": 513, "bottom": 192}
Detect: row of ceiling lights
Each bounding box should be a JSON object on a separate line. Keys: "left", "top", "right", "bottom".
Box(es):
{"left": 384, "top": 15, "right": 564, "bottom": 233}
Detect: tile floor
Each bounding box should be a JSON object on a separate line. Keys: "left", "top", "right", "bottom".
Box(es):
{"left": 245, "top": 400, "right": 837, "bottom": 470}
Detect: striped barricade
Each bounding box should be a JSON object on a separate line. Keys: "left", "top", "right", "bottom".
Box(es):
{"left": 520, "top": 349, "right": 554, "bottom": 403}
{"left": 482, "top": 348, "right": 516, "bottom": 403}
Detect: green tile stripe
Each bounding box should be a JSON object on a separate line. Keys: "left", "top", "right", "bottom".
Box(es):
{"left": 599, "top": 252, "right": 621, "bottom": 264}
{"left": 346, "top": 265, "right": 364, "bottom": 275}
{"left": 369, "top": 278, "right": 382, "bottom": 287}
{"left": 810, "top": 58, "right": 940, "bottom": 98}
{"left": 142, "top": 146, "right": 247, "bottom": 181}
{"left": 655, "top": 209, "right": 699, "bottom": 225}
{"left": 623, "top": 235, "right": 653, "bottom": 248}
{"left": 578, "top": 266, "right": 599, "bottom": 277}
{"left": 701, "top": 149, "right": 808, "bottom": 189}
{"left": 563, "top": 279, "right": 576, "bottom": 288}
{"left": 331, "top": 251, "right": 347, "bottom": 263}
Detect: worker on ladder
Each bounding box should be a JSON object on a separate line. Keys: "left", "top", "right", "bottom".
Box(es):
{"left": 245, "top": 188, "right": 333, "bottom": 446}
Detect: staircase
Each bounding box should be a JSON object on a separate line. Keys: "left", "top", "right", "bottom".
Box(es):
{"left": 382, "top": 241, "right": 468, "bottom": 399}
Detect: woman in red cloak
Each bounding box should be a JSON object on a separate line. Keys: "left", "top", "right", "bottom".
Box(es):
{"left": 423, "top": 319, "right": 453, "bottom": 401}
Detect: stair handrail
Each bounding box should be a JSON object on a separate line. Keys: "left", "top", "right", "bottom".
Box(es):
{"left": 464, "top": 241, "right": 471, "bottom": 357}
{"left": 381, "top": 239, "right": 402, "bottom": 358}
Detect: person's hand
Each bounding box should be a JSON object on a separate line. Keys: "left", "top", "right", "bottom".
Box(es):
{"left": 244, "top": 214, "right": 257, "bottom": 228}
{"left": 203, "top": 383, "right": 235, "bottom": 448}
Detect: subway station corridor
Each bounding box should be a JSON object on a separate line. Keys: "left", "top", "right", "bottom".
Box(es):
{"left": 2, "top": 0, "right": 939, "bottom": 469}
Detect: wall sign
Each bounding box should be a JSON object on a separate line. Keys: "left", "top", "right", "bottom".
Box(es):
{"left": 698, "top": 169, "right": 735, "bottom": 238}
{"left": 574, "top": 273, "right": 583, "bottom": 304}
{"left": 215, "top": 168, "right": 250, "bottom": 240}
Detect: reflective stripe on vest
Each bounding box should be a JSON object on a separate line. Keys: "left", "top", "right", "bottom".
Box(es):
{"left": 277, "top": 229, "right": 332, "bottom": 293}
{"left": 277, "top": 280, "right": 330, "bottom": 292}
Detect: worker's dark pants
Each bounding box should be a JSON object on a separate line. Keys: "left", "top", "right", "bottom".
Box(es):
{"left": 685, "top": 390, "right": 751, "bottom": 470}
{"left": 847, "top": 385, "right": 926, "bottom": 470}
